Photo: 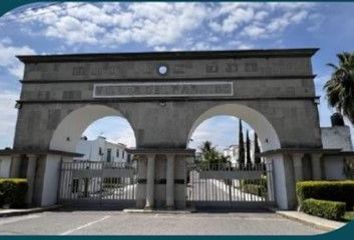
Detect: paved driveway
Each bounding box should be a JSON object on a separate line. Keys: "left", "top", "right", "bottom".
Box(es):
{"left": 0, "top": 210, "right": 325, "bottom": 235}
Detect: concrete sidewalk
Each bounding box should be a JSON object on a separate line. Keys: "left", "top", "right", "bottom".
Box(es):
{"left": 0, "top": 205, "right": 61, "bottom": 217}
{"left": 276, "top": 210, "right": 346, "bottom": 231}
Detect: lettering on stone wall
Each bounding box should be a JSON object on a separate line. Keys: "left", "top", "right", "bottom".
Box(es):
{"left": 206, "top": 64, "right": 219, "bottom": 73}
{"left": 225, "top": 63, "right": 238, "bottom": 73}
{"left": 72, "top": 65, "right": 120, "bottom": 76}
{"left": 172, "top": 63, "right": 192, "bottom": 74}
{"left": 244, "top": 62, "right": 258, "bottom": 72}
{"left": 93, "top": 82, "right": 233, "bottom": 98}
{"left": 37, "top": 91, "right": 50, "bottom": 100}
{"left": 62, "top": 90, "right": 82, "bottom": 100}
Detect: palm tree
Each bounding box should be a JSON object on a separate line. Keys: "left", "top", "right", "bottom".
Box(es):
{"left": 324, "top": 52, "right": 354, "bottom": 124}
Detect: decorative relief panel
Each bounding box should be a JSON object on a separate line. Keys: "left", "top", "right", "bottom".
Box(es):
{"left": 93, "top": 81, "right": 233, "bottom": 98}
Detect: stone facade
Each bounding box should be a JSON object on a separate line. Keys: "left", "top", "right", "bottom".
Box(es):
{"left": 8, "top": 49, "right": 330, "bottom": 210}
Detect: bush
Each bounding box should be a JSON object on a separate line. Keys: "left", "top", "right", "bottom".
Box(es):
{"left": 296, "top": 180, "right": 354, "bottom": 210}
{"left": 242, "top": 184, "right": 266, "bottom": 197}
{"left": 302, "top": 198, "right": 346, "bottom": 220}
{"left": 0, "top": 178, "right": 28, "bottom": 208}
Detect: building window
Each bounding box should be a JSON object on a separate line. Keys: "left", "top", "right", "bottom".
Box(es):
{"left": 99, "top": 147, "right": 103, "bottom": 156}
{"left": 107, "top": 148, "right": 112, "bottom": 162}
{"left": 122, "top": 150, "right": 125, "bottom": 159}
{"left": 116, "top": 149, "right": 120, "bottom": 158}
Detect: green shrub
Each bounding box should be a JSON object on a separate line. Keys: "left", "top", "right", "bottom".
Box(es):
{"left": 242, "top": 184, "right": 265, "bottom": 196}
{"left": 302, "top": 198, "right": 346, "bottom": 220}
{"left": 241, "top": 175, "right": 267, "bottom": 189}
{"left": 296, "top": 180, "right": 354, "bottom": 210}
{"left": 0, "top": 178, "right": 28, "bottom": 208}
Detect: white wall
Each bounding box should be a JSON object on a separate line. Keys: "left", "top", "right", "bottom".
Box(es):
{"left": 75, "top": 137, "right": 106, "bottom": 161}
{"left": 324, "top": 156, "right": 346, "bottom": 180}
{"left": 321, "top": 125, "right": 353, "bottom": 180}
{"left": 41, "top": 154, "right": 62, "bottom": 206}
{"left": 104, "top": 141, "right": 128, "bottom": 162}
{"left": 75, "top": 137, "right": 130, "bottom": 163}
{"left": 270, "top": 154, "right": 289, "bottom": 210}
{"left": 321, "top": 126, "right": 353, "bottom": 151}
{"left": 0, "top": 156, "right": 11, "bottom": 178}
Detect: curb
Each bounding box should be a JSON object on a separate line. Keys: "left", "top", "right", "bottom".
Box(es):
{"left": 273, "top": 209, "right": 346, "bottom": 231}
{"left": 0, "top": 205, "right": 62, "bottom": 218}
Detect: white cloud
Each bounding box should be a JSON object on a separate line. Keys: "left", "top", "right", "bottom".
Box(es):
{"left": 209, "top": 2, "right": 315, "bottom": 41}
{"left": 242, "top": 25, "right": 266, "bottom": 38}
{"left": 3, "top": 2, "right": 320, "bottom": 49}
{"left": 10, "top": 3, "right": 207, "bottom": 47}
{"left": 0, "top": 41, "right": 36, "bottom": 78}
{"left": 0, "top": 90, "right": 20, "bottom": 148}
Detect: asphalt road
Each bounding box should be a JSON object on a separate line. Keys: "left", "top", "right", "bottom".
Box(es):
{"left": 0, "top": 210, "right": 325, "bottom": 235}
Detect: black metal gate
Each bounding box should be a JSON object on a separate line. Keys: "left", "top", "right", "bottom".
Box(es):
{"left": 58, "top": 161, "right": 137, "bottom": 209}
{"left": 186, "top": 162, "right": 274, "bottom": 209}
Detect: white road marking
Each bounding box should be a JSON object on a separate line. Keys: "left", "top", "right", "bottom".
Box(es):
{"left": 0, "top": 214, "right": 41, "bottom": 226}
{"left": 60, "top": 215, "right": 111, "bottom": 235}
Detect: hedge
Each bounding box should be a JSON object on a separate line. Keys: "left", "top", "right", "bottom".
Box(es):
{"left": 0, "top": 178, "right": 28, "bottom": 208}
{"left": 296, "top": 180, "right": 354, "bottom": 210}
{"left": 302, "top": 198, "right": 346, "bottom": 220}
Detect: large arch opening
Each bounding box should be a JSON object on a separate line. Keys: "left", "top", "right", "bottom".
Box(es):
{"left": 188, "top": 115, "right": 261, "bottom": 168}
{"left": 186, "top": 103, "right": 280, "bottom": 206}
{"left": 188, "top": 103, "right": 281, "bottom": 152}
{"left": 50, "top": 105, "right": 137, "bottom": 207}
{"left": 49, "top": 104, "right": 136, "bottom": 154}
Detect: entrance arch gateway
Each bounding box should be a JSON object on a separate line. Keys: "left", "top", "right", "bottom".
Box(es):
{"left": 10, "top": 49, "right": 324, "bottom": 210}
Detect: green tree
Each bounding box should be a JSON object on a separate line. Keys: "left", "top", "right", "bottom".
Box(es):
{"left": 238, "top": 120, "right": 245, "bottom": 167}
{"left": 254, "top": 132, "right": 261, "bottom": 164}
{"left": 199, "top": 141, "right": 229, "bottom": 168}
{"left": 324, "top": 52, "right": 354, "bottom": 124}
{"left": 246, "top": 130, "right": 252, "bottom": 166}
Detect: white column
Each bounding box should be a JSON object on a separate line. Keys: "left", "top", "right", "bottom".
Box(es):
{"left": 145, "top": 154, "right": 155, "bottom": 209}
{"left": 26, "top": 154, "right": 37, "bottom": 206}
{"left": 166, "top": 154, "right": 175, "bottom": 209}
{"left": 311, "top": 154, "right": 323, "bottom": 180}
{"left": 265, "top": 157, "right": 274, "bottom": 202}
{"left": 10, "top": 154, "right": 22, "bottom": 177}
{"left": 293, "top": 153, "right": 304, "bottom": 182}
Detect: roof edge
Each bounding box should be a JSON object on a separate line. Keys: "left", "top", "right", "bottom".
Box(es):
{"left": 16, "top": 48, "right": 319, "bottom": 63}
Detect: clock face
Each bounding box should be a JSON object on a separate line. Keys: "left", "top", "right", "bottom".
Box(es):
{"left": 158, "top": 65, "right": 168, "bottom": 75}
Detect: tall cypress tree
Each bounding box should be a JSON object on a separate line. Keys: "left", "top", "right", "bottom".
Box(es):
{"left": 238, "top": 119, "right": 245, "bottom": 167}
{"left": 254, "top": 132, "right": 261, "bottom": 164}
{"left": 246, "top": 130, "right": 252, "bottom": 166}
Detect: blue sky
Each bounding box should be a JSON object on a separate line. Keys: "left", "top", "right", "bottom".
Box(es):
{"left": 0, "top": 2, "right": 353, "bottom": 151}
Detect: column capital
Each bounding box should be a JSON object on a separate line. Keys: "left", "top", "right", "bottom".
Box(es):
{"left": 311, "top": 153, "right": 323, "bottom": 158}
{"left": 165, "top": 153, "right": 175, "bottom": 160}
{"left": 26, "top": 154, "right": 37, "bottom": 160}
{"left": 146, "top": 153, "right": 156, "bottom": 160}
{"left": 12, "top": 154, "right": 22, "bottom": 159}
{"left": 292, "top": 153, "right": 304, "bottom": 160}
